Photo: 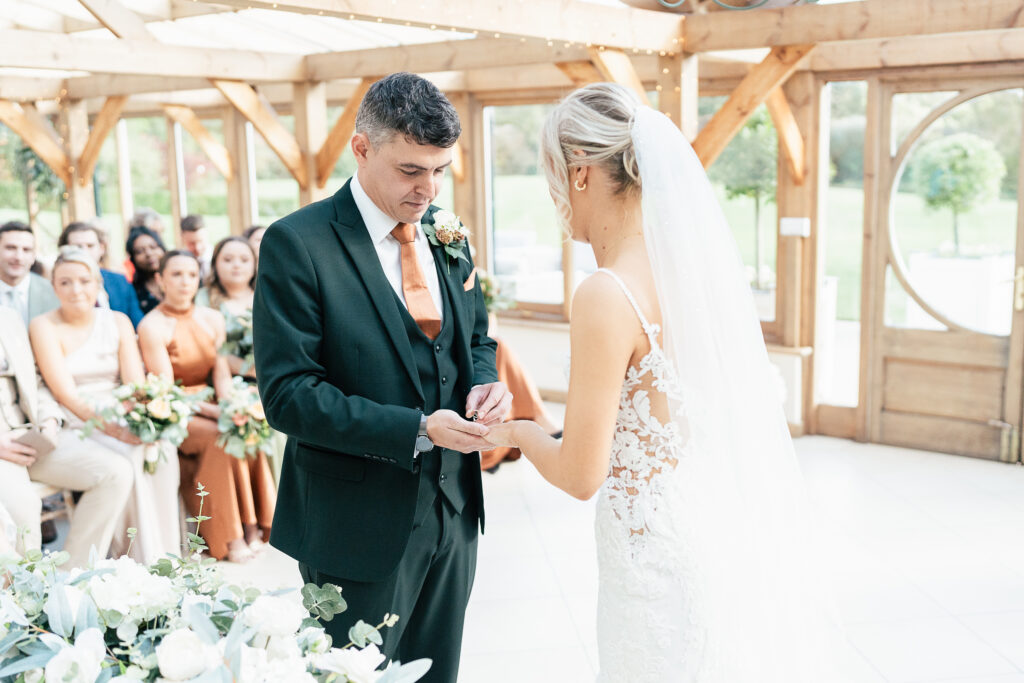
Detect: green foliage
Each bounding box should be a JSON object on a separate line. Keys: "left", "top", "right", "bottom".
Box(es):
{"left": 829, "top": 115, "right": 865, "bottom": 186}
{"left": 301, "top": 583, "right": 347, "bottom": 622}
{"left": 491, "top": 105, "right": 551, "bottom": 176}
{"left": 708, "top": 107, "right": 777, "bottom": 204}
{"left": 909, "top": 132, "right": 1005, "bottom": 251}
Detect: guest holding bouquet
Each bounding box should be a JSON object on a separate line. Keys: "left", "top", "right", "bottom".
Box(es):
{"left": 196, "top": 237, "right": 257, "bottom": 378}
{"left": 138, "top": 250, "right": 275, "bottom": 563}
{"left": 29, "top": 248, "right": 180, "bottom": 563}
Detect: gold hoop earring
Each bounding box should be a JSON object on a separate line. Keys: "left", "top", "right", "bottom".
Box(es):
{"left": 574, "top": 178, "right": 587, "bottom": 192}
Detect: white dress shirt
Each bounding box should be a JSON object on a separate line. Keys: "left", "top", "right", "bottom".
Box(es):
{"left": 350, "top": 173, "right": 444, "bottom": 323}
{"left": 0, "top": 276, "right": 31, "bottom": 327}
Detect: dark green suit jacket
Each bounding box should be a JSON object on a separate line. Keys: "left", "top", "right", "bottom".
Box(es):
{"left": 253, "top": 180, "right": 497, "bottom": 582}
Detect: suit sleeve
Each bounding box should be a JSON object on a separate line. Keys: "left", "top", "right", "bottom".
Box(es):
{"left": 466, "top": 250, "right": 499, "bottom": 387}
{"left": 253, "top": 220, "right": 421, "bottom": 471}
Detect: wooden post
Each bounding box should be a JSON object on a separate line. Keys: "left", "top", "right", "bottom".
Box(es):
{"left": 167, "top": 118, "right": 187, "bottom": 242}
{"left": 112, "top": 118, "right": 133, "bottom": 264}
{"left": 293, "top": 81, "right": 329, "bottom": 206}
{"left": 449, "top": 92, "right": 490, "bottom": 271}
{"left": 60, "top": 99, "right": 96, "bottom": 221}
{"left": 773, "top": 72, "right": 821, "bottom": 430}
{"left": 223, "top": 107, "right": 256, "bottom": 235}
{"left": 657, "top": 52, "right": 698, "bottom": 140}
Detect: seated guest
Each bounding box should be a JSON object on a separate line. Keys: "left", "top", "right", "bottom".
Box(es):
{"left": 126, "top": 225, "right": 166, "bottom": 316}
{"left": 122, "top": 208, "right": 167, "bottom": 285}
{"left": 0, "top": 221, "right": 59, "bottom": 326}
{"left": 0, "top": 501, "right": 15, "bottom": 559}
{"left": 197, "top": 237, "right": 257, "bottom": 378}
{"left": 30, "top": 248, "right": 180, "bottom": 564}
{"left": 242, "top": 225, "right": 267, "bottom": 264}
{"left": 0, "top": 306, "right": 132, "bottom": 567}
{"left": 58, "top": 222, "right": 144, "bottom": 328}
{"left": 138, "top": 250, "right": 275, "bottom": 563}
{"left": 181, "top": 215, "right": 213, "bottom": 282}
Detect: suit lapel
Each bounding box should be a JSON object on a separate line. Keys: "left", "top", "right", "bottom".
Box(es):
{"left": 330, "top": 184, "right": 424, "bottom": 401}
{"left": 429, "top": 241, "right": 474, "bottom": 387}
{"left": 0, "top": 312, "right": 38, "bottom": 424}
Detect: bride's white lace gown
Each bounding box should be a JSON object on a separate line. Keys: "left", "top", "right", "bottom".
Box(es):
{"left": 592, "top": 268, "right": 705, "bottom": 683}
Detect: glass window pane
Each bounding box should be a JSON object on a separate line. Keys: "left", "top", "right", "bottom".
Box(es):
{"left": 182, "top": 118, "right": 230, "bottom": 244}
{"left": 127, "top": 117, "right": 174, "bottom": 245}
{"left": 253, "top": 115, "right": 299, "bottom": 226}
{"left": 487, "top": 103, "right": 562, "bottom": 306}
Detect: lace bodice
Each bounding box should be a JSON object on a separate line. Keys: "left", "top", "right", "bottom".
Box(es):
{"left": 596, "top": 268, "right": 688, "bottom": 558}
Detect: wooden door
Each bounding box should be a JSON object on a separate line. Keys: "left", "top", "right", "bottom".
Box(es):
{"left": 862, "top": 78, "right": 1024, "bottom": 462}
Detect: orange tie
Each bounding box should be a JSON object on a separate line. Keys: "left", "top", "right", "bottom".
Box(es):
{"left": 391, "top": 222, "right": 442, "bottom": 340}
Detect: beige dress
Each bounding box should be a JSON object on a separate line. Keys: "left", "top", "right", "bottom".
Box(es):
{"left": 62, "top": 308, "right": 181, "bottom": 563}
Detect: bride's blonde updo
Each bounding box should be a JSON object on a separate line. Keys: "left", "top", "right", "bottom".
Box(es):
{"left": 540, "top": 82, "right": 642, "bottom": 233}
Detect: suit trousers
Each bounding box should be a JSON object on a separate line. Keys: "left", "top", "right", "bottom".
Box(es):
{"left": 299, "top": 496, "right": 478, "bottom": 683}
{"left": 0, "top": 429, "right": 133, "bottom": 567}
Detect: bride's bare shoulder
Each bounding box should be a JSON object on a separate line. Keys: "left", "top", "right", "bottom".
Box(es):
{"left": 570, "top": 271, "right": 636, "bottom": 333}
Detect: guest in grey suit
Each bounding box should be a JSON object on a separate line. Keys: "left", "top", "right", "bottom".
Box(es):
{"left": 0, "top": 222, "right": 58, "bottom": 325}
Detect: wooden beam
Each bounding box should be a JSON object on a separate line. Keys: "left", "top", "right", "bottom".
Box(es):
{"left": 0, "top": 76, "right": 63, "bottom": 102}
{"left": 114, "top": 118, "right": 133, "bottom": 254}
{"left": 684, "top": 0, "right": 1024, "bottom": 52}
{"left": 764, "top": 87, "right": 804, "bottom": 185}
{"left": 315, "top": 76, "right": 375, "bottom": 190}
{"left": 61, "top": 99, "right": 96, "bottom": 219}
{"left": 658, "top": 52, "right": 699, "bottom": 140}
{"left": 162, "top": 103, "right": 233, "bottom": 181}
{"left": 77, "top": 95, "right": 127, "bottom": 187}
{"left": 588, "top": 48, "right": 650, "bottom": 105}
{"left": 210, "top": 0, "right": 683, "bottom": 52}
{"left": 556, "top": 61, "right": 604, "bottom": 88}
{"left": 167, "top": 118, "right": 187, "bottom": 235}
{"left": 0, "top": 100, "right": 71, "bottom": 187}
{"left": 223, "top": 107, "right": 256, "bottom": 234}
{"left": 810, "top": 28, "right": 1024, "bottom": 72}
{"left": 0, "top": 29, "right": 305, "bottom": 81}
{"left": 212, "top": 79, "right": 308, "bottom": 189}
{"left": 693, "top": 44, "right": 813, "bottom": 169}
{"left": 294, "top": 81, "right": 328, "bottom": 205}
{"left": 77, "top": 0, "right": 152, "bottom": 39}
{"left": 306, "top": 37, "right": 592, "bottom": 82}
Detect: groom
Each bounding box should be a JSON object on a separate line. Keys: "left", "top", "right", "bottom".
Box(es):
{"left": 253, "top": 72, "right": 510, "bottom": 682}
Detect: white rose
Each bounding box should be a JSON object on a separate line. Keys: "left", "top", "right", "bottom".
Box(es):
{"left": 297, "top": 627, "right": 331, "bottom": 655}
{"left": 156, "top": 629, "right": 214, "bottom": 681}
{"left": 88, "top": 557, "right": 178, "bottom": 623}
{"left": 432, "top": 209, "right": 457, "bottom": 228}
{"left": 109, "top": 665, "right": 149, "bottom": 682}
{"left": 241, "top": 596, "right": 306, "bottom": 638}
{"left": 44, "top": 628, "right": 104, "bottom": 683}
{"left": 261, "top": 656, "right": 316, "bottom": 683}
{"left": 23, "top": 670, "right": 43, "bottom": 683}
{"left": 266, "top": 634, "right": 302, "bottom": 661}
{"left": 316, "top": 644, "right": 386, "bottom": 683}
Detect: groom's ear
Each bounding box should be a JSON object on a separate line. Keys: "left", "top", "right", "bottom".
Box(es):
{"left": 351, "top": 133, "right": 371, "bottom": 164}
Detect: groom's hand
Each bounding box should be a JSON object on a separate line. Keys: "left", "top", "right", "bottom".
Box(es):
{"left": 426, "top": 410, "right": 494, "bottom": 453}
{"left": 465, "top": 382, "right": 513, "bottom": 426}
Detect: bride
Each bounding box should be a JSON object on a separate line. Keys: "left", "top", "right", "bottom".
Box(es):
{"left": 484, "top": 83, "right": 845, "bottom": 681}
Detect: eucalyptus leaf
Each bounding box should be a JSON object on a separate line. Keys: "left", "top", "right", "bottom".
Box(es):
{"left": 346, "top": 620, "right": 381, "bottom": 649}
{"left": 42, "top": 585, "right": 73, "bottom": 638}
{"left": 0, "top": 651, "right": 57, "bottom": 677}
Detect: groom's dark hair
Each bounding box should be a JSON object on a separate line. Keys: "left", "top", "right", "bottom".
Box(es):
{"left": 356, "top": 72, "right": 461, "bottom": 149}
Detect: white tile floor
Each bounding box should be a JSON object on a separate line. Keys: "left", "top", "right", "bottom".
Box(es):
{"left": 220, "top": 433, "right": 1024, "bottom": 683}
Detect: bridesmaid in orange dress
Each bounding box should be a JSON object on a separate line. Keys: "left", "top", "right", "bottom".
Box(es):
{"left": 138, "top": 250, "right": 275, "bottom": 563}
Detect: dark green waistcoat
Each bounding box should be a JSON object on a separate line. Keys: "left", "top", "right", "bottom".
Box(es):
{"left": 392, "top": 267, "right": 478, "bottom": 525}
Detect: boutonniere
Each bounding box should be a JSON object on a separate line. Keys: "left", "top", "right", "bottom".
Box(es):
{"left": 423, "top": 209, "right": 470, "bottom": 274}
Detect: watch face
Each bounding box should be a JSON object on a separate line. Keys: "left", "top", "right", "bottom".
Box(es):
{"left": 416, "top": 435, "right": 433, "bottom": 452}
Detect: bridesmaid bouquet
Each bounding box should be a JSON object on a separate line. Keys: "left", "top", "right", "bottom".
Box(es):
{"left": 87, "top": 373, "right": 210, "bottom": 474}
{"left": 217, "top": 377, "right": 275, "bottom": 459}
{"left": 221, "top": 309, "right": 255, "bottom": 373}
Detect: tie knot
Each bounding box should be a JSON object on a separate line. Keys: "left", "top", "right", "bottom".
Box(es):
{"left": 391, "top": 222, "right": 416, "bottom": 244}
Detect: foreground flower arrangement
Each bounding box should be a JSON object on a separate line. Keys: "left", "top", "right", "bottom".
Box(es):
{"left": 0, "top": 490, "right": 429, "bottom": 683}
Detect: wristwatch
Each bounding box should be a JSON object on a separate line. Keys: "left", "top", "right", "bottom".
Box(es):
{"left": 415, "top": 413, "right": 434, "bottom": 452}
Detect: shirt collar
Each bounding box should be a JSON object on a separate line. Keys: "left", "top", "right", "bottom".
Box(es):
{"left": 0, "top": 276, "right": 30, "bottom": 298}
{"left": 351, "top": 172, "right": 421, "bottom": 246}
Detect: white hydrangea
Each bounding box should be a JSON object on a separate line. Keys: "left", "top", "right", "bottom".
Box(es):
{"left": 87, "top": 557, "right": 179, "bottom": 624}
{"left": 155, "top": 628, "right": 221, "bottom": 681}
{"left": 241, "top": 595, "right": 306, "bottom": 638}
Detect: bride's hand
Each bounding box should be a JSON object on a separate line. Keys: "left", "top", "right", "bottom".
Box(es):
{"left": 483, "top": 421, "right": 520, "bottom": 448}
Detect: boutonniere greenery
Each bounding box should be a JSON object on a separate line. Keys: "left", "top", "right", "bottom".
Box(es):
{"left": 423, "top": 209, "right": 470, "bottom": 274}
